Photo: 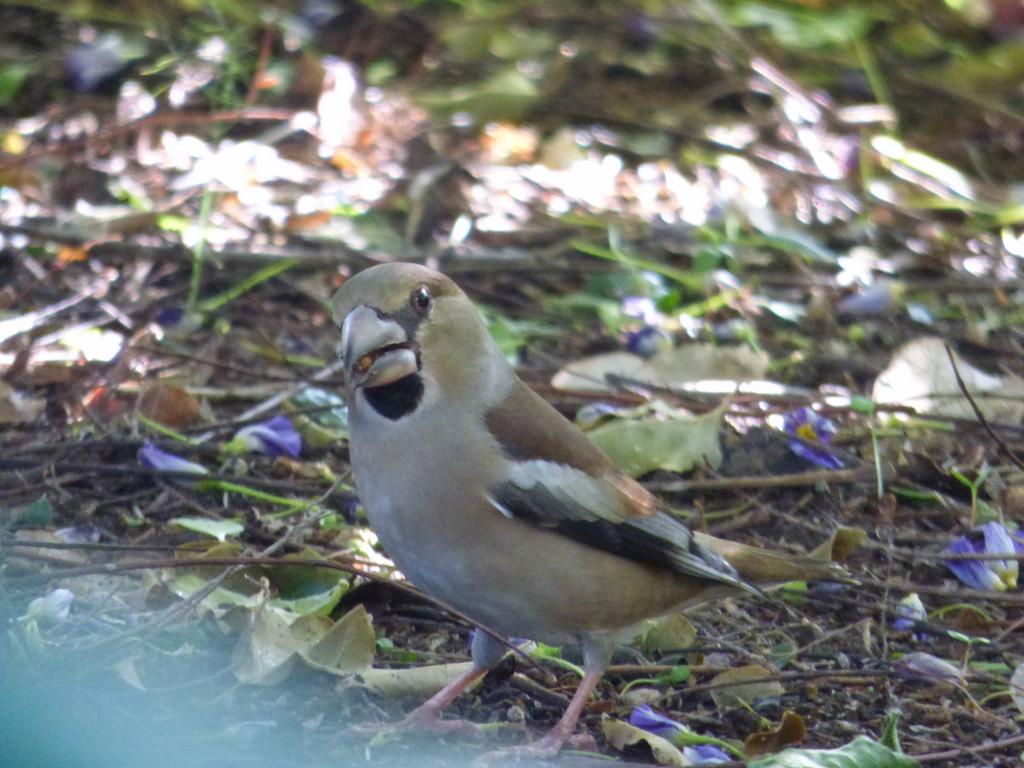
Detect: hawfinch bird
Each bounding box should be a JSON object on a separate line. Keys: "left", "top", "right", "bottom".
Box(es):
{"left": 332, "top": 262, "right": 841, "bottom": 760}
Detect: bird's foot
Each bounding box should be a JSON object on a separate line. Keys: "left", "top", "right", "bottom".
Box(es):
{"left": 401, "top": 709, "right": 485, "bottom": 736}
{"left": 351, "top": 709, "right": 483, "bottom": 739}
{"left": 472, "top": 729, "right": 595, "bottom": 765}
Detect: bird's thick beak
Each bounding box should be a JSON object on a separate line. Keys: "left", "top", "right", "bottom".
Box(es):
{"left": 341, "top": 305, "right": 418, "bottom": 389}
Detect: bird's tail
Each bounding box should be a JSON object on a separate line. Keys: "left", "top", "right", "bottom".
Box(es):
{"left": 693, "top": 532, "right": 847, "bottom": 585}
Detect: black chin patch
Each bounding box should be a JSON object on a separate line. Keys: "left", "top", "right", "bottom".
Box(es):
{"left": 362, "top": 374, "right": 424, "bottom": 421}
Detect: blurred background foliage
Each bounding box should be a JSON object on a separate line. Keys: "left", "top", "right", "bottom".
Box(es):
{"left": 2, "top": 0, "right": 1023, "bottom": 178}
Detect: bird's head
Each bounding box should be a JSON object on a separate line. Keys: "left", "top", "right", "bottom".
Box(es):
{"left": 331, "top": 262, "right": 506, "bottom": 419}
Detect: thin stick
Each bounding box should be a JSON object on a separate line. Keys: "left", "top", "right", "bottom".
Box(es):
{"left": 944, "top": 343, "right": 1024, "bottom": 470}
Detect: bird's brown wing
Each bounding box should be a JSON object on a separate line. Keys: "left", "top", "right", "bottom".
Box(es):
{"left": 485, "top": 383, "right": 756, "bottom": 592}
{"left": 484, "top": 380, "right": 657, "bottom": 520}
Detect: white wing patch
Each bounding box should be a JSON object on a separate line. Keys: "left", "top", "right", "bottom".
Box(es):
{"left": 487, "top": 494, "right": 515, "bottom": 519}
{"left": 505, "top": 460, "right": 629, "bottom": 523}
{"left": 495, "top": 460, "right": 757, "bottom": 593}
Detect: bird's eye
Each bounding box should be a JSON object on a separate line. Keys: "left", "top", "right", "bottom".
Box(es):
{"left": 410, "top": 286, "right": 431, "bottom": 313}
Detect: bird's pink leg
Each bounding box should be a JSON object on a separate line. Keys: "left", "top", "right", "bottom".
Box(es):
{"left": 354, "top": 665, "right": 490, "bottom": 736}
{"left": 474, "top": 669, "right": 603, "bottom": 764}
{"left": 399, "top": 665, "right": 490, "bottom": 733}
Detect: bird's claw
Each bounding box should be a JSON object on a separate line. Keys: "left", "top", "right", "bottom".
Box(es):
{"left": 471, "top": 730, "right": 594, "bottom": 765}
{"left": 350, "top": 711, "right": 483, "bottom": 741}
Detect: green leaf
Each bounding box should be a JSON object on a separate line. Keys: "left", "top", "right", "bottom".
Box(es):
{"left": 262, "top": 554, "right": 350, "bottom": 617}
{"left": 770, "top": 642, "right": 798, "bottom": 669}
{"left": 171, "top": 516, "right": 244, "bottom": 542}
{"left": 480, "top": 307, "right": 560, "bottom": 362}
{"left": 168, "top": 573, "right": 262, "bottom": 610}
{"left": 850, "top": 395, "right": 876, "bottom": 414}
{"left": 586, "top": 401, "right": 725, "bottom": 477}
{"left": 529, "top": 641, "right": 563, "bottom": 659}
{"left": 0, "top": 63, "right": 32, "bottom": 106}
{"left": 299, "top": 604, "right": 376, "bottom": 674}
{"left": 667, "top": 665, "right": 690, "bottom": 685}
{"left": 270, "top": 578, "right": 347, "bottom": 618}
{"left": 416, "top": 67, "right": 539, "bottom": 123}
{"left": 233, "top": 606, "right": 312, "bottom": 685}
{"left": 337, "top": 661, "right": 476, "bottom": 698}
{"left": 728, "top": 4, "right": 876, "bottom": 49}
{"left": 640, "top": 614, "right": 698, "bottom": 656}
{"left": 287, "top": 387, "right": 348, "bottom": 446}
{"left": 234, "top": 605, "right": 375, "bottom": 685}
{"left": 748, "top": 736, "right": 919, "bottom": 768}
{"left": 10, "top": 495, "right": 55, "bottom": 528}
{"left": 879, "top": 709, "right": 903, "bottom": 752}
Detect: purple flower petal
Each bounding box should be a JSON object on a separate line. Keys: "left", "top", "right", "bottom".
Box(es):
{"left": 233, "top": 416, "right": 302, "bottom": 458}
{"left": 783, "top": 407, "right": 836, "bottom": 441}
{"left": 626, "top": 326, "right": 670, "bottom": 358}
{"left": 980, "top": 522, "right": 1019, "bottom": 589}
{"left": 139, "top": 442, "right": 208, "bottom": 475}
{"left": 782, "top": 407, "right": 843, "bottom": 469}
{"left": 835, "top": 282, "right": 896, "bottom": 318}
{"left": 788, "top": 439, "right": 845, "bottom": 469}
{"left": 55, "top": 525, "right": 101, "bottom": 544}
{"left": 629, "top": 705, "right": 684, "bottom": 739}
{"left": 946, "top": 523, "right": 1018, "bottom": 591}
{"left": 622, "top": 296, "right": 660, "bottom": 324}
{"left": 896, "top": 652, "right": 962, "bottom": 685}
{"left": 682, "top": 744, "right": 731, "bottom": 764}
{"left": 155, "top": 306, "right": 185, "bottom": 327}
{"left": 946, "top": 534, "right": 1001, "bottom": 590}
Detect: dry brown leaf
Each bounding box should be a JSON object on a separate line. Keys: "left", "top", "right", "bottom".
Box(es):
{"left": 743, "top": 710, "right": 806, "bottom": 757}
{"left": 808, "top": 526, "right": 868, "bottom": 562}
{"left": 57, "top": 245, "right": 88, "bottom": 263}
{"left": 286, "top": 210, "right": 333, "bottom": 232}
{"left": 601, "top": 715, "right": 689, "bottom": 766}
{"left": 137, "top": 381, "right": 200, "bottom": 428}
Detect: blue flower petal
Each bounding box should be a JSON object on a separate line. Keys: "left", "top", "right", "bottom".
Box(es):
{"left": 980, "top": 522, "right": 1018, "bottom": 590}
{"left": 788, "top": 439, "right": 844, "bottom": 469}
{"left": 946, "top": 529, "right": 1007, "bottom": 591}
{"left": 139, "top": 442, "right": 208, "bottom": 475}
{"left": 626, "top": 326, "right": 670, "bottom": 358}
{"left": 622, "top": 296, "right": 660, "bottom": 324}
{"left": 782, "top": 407, "right": 843, "bottom": 469}
{"left": 629, "top": 705, "right": 684, "bottom": 739}
{"left": 233, "top": 416, "right": 302, "bottom": 458}
{"left": 682, "top": 744, "right": 731, "bottom": 764}
{"left": 783, "top": 407, "right": 836, "bottom": 441}
{"left": 896, "top": 652, "right": 962, "bottom": 684}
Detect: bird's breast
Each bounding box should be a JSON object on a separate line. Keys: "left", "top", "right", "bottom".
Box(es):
{"left": 348, "top": 394, "right": 506, "bottom": 586}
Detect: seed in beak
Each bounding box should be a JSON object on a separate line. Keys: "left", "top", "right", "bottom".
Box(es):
{"left": 351, "top": 342, "right": 413, "bottom": 376}
{"left": 355, "top": 352, "right": 376, "bottom": 374}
